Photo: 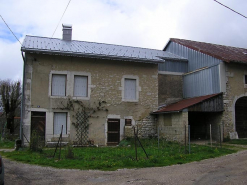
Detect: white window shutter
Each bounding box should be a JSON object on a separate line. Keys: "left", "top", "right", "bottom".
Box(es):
{"left": 74, "top": 76, "right": 88, "bottom": 97}
{"left": 52, "top": 75, "right": 66, "bottom": 96}
{"left": 54, "top": 113, "right": 67, "bottom": 135}
{"left": 124, "top": 79, "right": 136, "bottom": 100}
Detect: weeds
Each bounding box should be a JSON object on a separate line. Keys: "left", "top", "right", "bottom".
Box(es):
{"left": 0, "top": 138, "right": 15, "bottom": 149}
{"left": 29, "top": 131, "right": 43, "bottom": 152}
{"left": 65, "top": 143, "right": 74, "bottom": 159}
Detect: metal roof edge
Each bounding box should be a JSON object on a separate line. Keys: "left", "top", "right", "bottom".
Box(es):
{"left": 162, "top": 38, "right": 172, "bottom": 51}
{"left": 21, "top": 48, "right": 164, "bottom": 64}
{"left": 153, "top": 93, "right": 222, "bottom": 114}
{"left": 151, "top": 110, "right": 180, "bottom": 114}
{"left": 158, "top": 56, "right": 188, "bottom": 62}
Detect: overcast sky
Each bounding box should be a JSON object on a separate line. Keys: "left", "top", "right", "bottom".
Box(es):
{"left": 0, "top": 0, "right": 247, "bottom": 81}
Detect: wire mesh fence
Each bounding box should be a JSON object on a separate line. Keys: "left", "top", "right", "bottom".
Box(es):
{"left": 157, "top": 124, "right": 223, "bottom": 153}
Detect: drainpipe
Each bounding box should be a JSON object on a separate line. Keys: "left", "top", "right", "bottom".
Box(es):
{"left": 20, "top": 51, "right": 26, "bottom": 146}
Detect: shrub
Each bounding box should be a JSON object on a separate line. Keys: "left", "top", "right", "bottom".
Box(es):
{"left": 29, "top": 131, "right": 43, "bottom": 152}
{"left": 65, "top": 142, "right": 74, "bottom": 159}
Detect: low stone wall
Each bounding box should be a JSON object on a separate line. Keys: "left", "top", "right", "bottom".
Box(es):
{"left": 157, "top": 112, "right": 188, "bottom": 143}
{"left": 136, "top": 116, "right": 157, "bottom": 138}
{"left": 124, "top": 115, "right": 157, "bottom": 138}
{"left": 158, "top": 126, "right": 187, "bottom": 142}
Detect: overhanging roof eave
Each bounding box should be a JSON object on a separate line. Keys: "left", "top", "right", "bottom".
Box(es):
{"left": 21, "top": 48, "right": 166, "bottom": 64}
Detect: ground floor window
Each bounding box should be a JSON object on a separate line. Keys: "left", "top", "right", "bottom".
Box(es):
{"left": 54, "top": 112, "right": 67, "bottom": 135}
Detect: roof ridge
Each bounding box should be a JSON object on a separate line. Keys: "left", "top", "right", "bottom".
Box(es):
{"left": 170, "top": 38, "right": 247, "bottom": 50}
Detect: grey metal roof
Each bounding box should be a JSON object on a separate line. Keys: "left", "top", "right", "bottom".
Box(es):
{"left": 21, "top": 35, "right": 187, "bottom": 64}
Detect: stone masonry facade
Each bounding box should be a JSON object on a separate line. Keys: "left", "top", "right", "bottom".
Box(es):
{"left": 222, "top": 62, "right": 247, "bottom": 139}
{"left": 22, "top": 53, "right": 158, "bottom": 146}
{"left": 157, "top": 111, "right": 188, "bottom": 142}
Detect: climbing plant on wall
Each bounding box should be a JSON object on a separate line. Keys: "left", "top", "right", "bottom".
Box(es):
{"left": 53, "top": 98, "right": 108, "bottom": 145}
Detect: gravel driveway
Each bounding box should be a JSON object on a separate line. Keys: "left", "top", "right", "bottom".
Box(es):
{"left": 3, "top": 150, "right": 247, "bottom": 185}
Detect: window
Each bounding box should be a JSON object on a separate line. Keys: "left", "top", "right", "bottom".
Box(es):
{"left": 124, "top": 79, "right": 136, "bottom": 100}
{"left": 125, "top": 119, "right": 132, "bottom": 126}
{"left": 54, "top": 112, "right": 67, "bottom": 135}
{"left": 245, "top": 75, "right": 247, "bottom": 84}
{"left": 74, "top": 76, "right": 88, "bottom": 97}
{"left": 52, "top": 74, "right": 66, "bottom": 96}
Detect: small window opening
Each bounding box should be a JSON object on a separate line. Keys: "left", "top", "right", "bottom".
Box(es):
{"left": 125, "top": 119, "right": 132, "bottom": 126}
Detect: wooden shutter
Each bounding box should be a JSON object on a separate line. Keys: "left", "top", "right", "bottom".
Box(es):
{"left": 52, "top": 75, "right": 66, "bottom": 96}
{"left": 54, "top": 112, "right": 67, "bottom": 135}
{"left": 124, "top": 79, "right": 136, "bottom": 100}
{"left": 74, "top": 76, "right": 88, "bottom": 97}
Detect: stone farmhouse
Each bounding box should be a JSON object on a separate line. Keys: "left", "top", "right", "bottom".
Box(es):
{"left": 20, "top": 25, "right": 247, "bottom": 146}
{"left": 20, "top": 25, "right": 184, "bottom": 146}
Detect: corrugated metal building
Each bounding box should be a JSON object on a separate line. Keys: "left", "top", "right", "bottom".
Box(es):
{"left": 157, "top": 38, "right": 247, "bottom": 141}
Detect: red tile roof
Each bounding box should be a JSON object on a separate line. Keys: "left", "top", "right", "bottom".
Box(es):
{"left": 154, "top": 93, "right": 221, "bottom": 113}
{"left": 166, "top": 38, "right": 247, "bottom": 63}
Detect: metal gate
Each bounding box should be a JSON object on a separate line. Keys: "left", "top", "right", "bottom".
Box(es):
{"left": 107, "top": 119, "right": 120, "bottom": 146}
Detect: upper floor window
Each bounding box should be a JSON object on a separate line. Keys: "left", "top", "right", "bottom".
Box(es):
{"left": 52, "top": 74, "right": 66, "bottom": 96}
{"left": 74, "top": 76, "right": 88, "bottom": 97}
{"left": 121, "top": 75, "right": 140, "bottom": 102}
{"left": 124, "top": 78, "right": 136, "bottom": 100}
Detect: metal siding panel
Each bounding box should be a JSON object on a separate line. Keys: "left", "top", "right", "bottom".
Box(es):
{"left": 183, "top": 65, "right": 221, "bottom": 98}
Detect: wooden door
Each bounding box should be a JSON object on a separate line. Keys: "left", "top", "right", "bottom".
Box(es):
{"left": 107, "top": 119, "right": 120, "bottom": 146}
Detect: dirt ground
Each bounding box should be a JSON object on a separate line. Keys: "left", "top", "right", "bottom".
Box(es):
{"left": 3, "top": 149, "right": 247, "bottom": 185}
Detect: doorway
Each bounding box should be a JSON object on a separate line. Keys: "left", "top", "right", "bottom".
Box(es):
{"left": 107, "top": 119, "right": 120, "bottom": 146}
{"left": 235, "top": 97, "right": 247, "bottom": 138}
{"left": 31, "top": 111, "right": 46, "bottom": 145}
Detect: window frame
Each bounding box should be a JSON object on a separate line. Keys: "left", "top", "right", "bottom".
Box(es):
{"left": 120, "top": 75, "right": 140, "bottom": 102}
{"left": 51, "top": 74, "right": 67, "bottom": 96}
{"left": 49, "top": 71, "right": 93, "bottom": 99}
{"left": 49, "top": 71, "right": 68, "bottom": 98}
{"left": 72, "top": 72, "right": 92, "bottom": 100}
{"left": 73, "top": 75, "right": 88, "bottom": 97}
{"left": 53, "top": 112, "right": 67, "bottom": 135}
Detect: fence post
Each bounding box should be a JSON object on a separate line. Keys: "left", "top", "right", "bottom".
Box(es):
{"left": 184, "top": 125, "right": 187, "bottom": 154}
{"left": 210, "top": 124, "right": 212, "bottom": 148}
{"left": 133, "top": 127, "right": 137, "bottom": 160}
{"left": 188, "top": 125, "right": 190, "bottom": 154}
{"left": 158, "top": 126, "right": 160, "bottom": 149}
{"left": 219, "top": 124, "right": 222, "bottom": 148}
{"left": 59, "top": 125, "right": 63, "bottom": 160}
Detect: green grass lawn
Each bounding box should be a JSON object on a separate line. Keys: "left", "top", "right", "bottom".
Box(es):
{"left": 226, "top": 139, "right": 247, "bottom": 145}
{"left": 0, "top": 138, "right": 236, "bottom": 171}
{"left": 0, "top": 139, "right": 15, "bottom": 149}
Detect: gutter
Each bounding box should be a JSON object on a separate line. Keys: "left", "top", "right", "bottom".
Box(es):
{"left": 20, "top": 51, "right": 26, "bottom": 146}
{"left": 20, "top": 48, "right": 165, "bottom": 64}
{"left": 151, "top": 110, "right": 180, "bottom": 115}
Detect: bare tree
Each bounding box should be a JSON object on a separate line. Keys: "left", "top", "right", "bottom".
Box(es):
{"left": 0, "top": 79, "right": 21, "bottom": 134}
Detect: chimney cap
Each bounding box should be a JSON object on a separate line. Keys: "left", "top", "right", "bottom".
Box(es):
{"left": 62, "top": 24, "right": 72, "bottom": 29}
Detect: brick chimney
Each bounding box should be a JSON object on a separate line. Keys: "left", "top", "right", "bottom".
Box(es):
{"left": 62, "top": 24, "right": 72, "bottom": 41}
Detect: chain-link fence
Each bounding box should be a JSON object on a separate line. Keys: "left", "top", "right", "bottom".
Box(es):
{"left": 157, "top": 124, "right": 223, "bottom": 153}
